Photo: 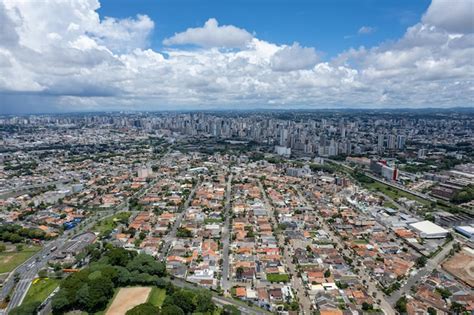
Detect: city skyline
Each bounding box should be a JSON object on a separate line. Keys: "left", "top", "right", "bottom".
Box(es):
{"left": 1, "top": 0, "right": 473, "bottom": 113}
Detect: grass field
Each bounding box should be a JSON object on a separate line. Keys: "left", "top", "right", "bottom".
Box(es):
{"left": 0, "top": 245, "right": 41, "bottom": 274}
{"left": 364, "top": 181, "right": 431, "bottom": 207}
{"left": 267, "top": 273, "right": 290, "bottom": 283}
{"left": 92, "top": 212, "right": 131, "bottom": 235}
{"left": 148, "top": 287, "right": 166, "bottom": 307}
{"left": 23, "top": 278, "right": 60, "bottom": 305}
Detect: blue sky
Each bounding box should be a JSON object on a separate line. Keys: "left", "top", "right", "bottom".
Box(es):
{"left": 98, "top": 0, "right": 430, "bottom": 58}
{"left": 0, "top": 0, "right": 472, "bottom": 113}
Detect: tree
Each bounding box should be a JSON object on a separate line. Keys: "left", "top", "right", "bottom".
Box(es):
{"left": 450, "top": 301, "right": 466, "bottom": 314}
{"left": 436, "top": 287, "right": 452, "bottom": 299}
{"left": 9, "top": 301, "right": 41, "bottom": 315}
{"left": 395, "top": 296, "right": 407, "bottom": 314}
{"left": 160, "top": 305, "right": 185, "bottom": 315}
{"left": 52, "top": 290, "right": 71, "bottom": 314}
{"left": 362, "top": 302, "right": 373, "bottom": 311}
{"left": 195, "top": 290, "right": 215, "bottom": 313}
{"left": 415, "top": 256, "right": 427, "bottom": 268}
{"left": 170, "top": 290, "right": 195, "bottom": 314}
{"left": 125, "top": 303, "right": 159, "bottom": 315}
{"left": 38, "top": 269, "right": 48, "bottom": 278}
{"left": 106, "top": 247, "right": 135, "bottom": 266}
{"left": 324, "top": 269, "right": 331, "bottom": 278}
{"left": 236, "top": 266, "right": 244, "bottom": 279}
{"left": 16, "top": 244, "right": 23, "bottom": 251}
{"left": 0, "top": 244, "right": 6, "bottom": 252}
{"left": 126, "top": 254, "right": 166, "bottom": 276}
{"left": 427, "top": 307, "right": 437, "bottom": 315}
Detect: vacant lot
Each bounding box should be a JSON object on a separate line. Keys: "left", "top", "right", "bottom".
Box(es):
{"left": 0, "top": 245, "right": 41, "bottom": 274}
{"left": 106, "top": 287, "right": 151, "bottom": 315}
{"left": 23, "top": 278, "right": 60, "bottom": 305}
{"left": 443, "top": 249, "right": 474, "bottom": 287}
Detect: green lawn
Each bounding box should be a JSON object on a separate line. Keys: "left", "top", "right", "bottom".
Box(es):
{"left": 0, "top": 245, "right": 41, "bottom": 274}
{"left": 92, "top": 212, "right": 131, "bottom": 235}
{"left": 148, "top": 287, "right": 166, "bottom": 307}
{"left": 23, "top": 278, "right": 60, "bottom": 305}
{"left": 267, "top": 273, "right": 290, "bottom": 283}
{"left": 364, "top": 181, "right": 431, "bottom": 207}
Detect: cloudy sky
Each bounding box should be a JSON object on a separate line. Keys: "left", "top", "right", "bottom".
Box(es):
{"left": 0, "top": 0, "right": 473, "bottom": 113}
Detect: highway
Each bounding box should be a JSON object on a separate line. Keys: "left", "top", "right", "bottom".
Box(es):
{"left": 220, "top": 172, "right": 233, "bottom": 294}
{"left": 0, "top": 148, "right": 173, "bottom": 314}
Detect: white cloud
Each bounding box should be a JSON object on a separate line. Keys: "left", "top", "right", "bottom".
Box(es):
{"left": 271, "top": 42, "right": 319, "bottom": 71}
{"left": 422, "top": 0, "right": 474, "bottom": 34}
{"left": 358, "top": 26, "right": 375, "bottom": 35}
{"left": 163, "top": 18, "right": 253, "bottom": 48}
{"left": 0, "top": 0, "right": 473, "bottom": 113}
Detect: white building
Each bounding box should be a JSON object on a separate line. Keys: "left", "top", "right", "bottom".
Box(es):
{"left": 409, "top": 220, "right": 449, "bottom": 239}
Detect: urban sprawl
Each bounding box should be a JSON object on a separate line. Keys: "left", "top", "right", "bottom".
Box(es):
{"left": 0, "top": 110, "right": 473, "bottom": 315}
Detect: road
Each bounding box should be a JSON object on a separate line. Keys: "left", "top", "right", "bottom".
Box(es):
{"left": 221, "top": 172, "right": 233, "bottom": 294}
{"left": 387, "top": 240, "right": 454, "bottom": 305}
{"left": 258, "top": 180, "right": 313, "bottom": 315}
{"left": 0, "top": 173, "right": 157, "bottom": 314}
{"left": 0, "top": 149, "right": 173, "bottom": 314}
{"left": 158, "top": 178, "right": 201, "bottom": 261}
{"left": 171, "top": 278, "right": 271, "bottom": 315}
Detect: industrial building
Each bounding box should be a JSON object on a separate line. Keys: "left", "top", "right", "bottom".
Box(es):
{"left": 409, "top": 220, "right": 449, "bottom": 239}
{"left": 454, "top": 226, "right": 474, "bottom": 239}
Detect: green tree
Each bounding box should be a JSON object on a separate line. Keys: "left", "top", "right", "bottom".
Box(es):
{"left": 160, "top": 305, "right": 185, "bottom": 315}
{"left": 170, "top": 290, "right": 196, "bottom": 314}
{"left": 9, "top": 301, "right": 41, "bottom": 315}
{"left": 450, "top": 301, "right": 466, "bottom": 314}
{"left": 194, "top": 290, "right": 215, "bottom": 313}
{"left": 395, "top": 296, "right": 408, "bottom": 314}
{"left": 415, "top": 256, "right": 427, "bottom": 268}
{"left": 362, "top": 302, "right": 373, "bottom": 311}
{"left": 126, "top": 254, "right": 166, "bottom": 276}
{"left": 106, "top": 247, "right": 135, "bottom": 266}
{"left": 125, "top": 303, "right": 159, "bottom": 315}
{"left": 427, "top": 307, "right": 437, "bottom": 315}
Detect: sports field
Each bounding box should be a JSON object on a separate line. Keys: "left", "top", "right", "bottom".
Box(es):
{"left": 105, "top": 287, "right": 152, "bottom": 315}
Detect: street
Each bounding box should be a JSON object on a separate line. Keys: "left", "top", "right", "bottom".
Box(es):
{"left": 259, "top": 180, "right": 313, "bottom": 315}
{"left": 220, "top": 172, "right": 233, "bottom": 294}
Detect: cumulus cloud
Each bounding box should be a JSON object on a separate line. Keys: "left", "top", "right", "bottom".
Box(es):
{"left": 422, "top": 0, "right": 474, "bottom": 34}
{"left": 271, "top": 42, "right": 319, "bottom": 71}
{"left": 163, "top": 18, "right": 253, "bottom": 48}
{"left": 0, "top": 0, "right": 473, "bottom": 113}
{"left": 358, "top": 26, "right": 375, "bottom": 35}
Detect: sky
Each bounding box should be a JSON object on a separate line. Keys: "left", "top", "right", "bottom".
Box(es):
{"left": 0, "top": 0, "right": 473, "bottom": 113}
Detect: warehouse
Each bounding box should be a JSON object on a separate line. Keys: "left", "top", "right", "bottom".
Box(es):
{"left": 409, "top": 220, "right": 449, "bottom": 239}
{"left": 455, "top": 226, "right": 474, "bottom": 239}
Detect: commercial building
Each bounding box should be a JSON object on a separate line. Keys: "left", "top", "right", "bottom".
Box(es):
{"left": 409, "top": 220, "right": 449, "bottom": 239}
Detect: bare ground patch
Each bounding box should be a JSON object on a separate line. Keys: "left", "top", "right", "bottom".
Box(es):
{"left": 442, "top": 248, "right": 474, "bottom": 288}
{"left": 105, "top": 287, "right": 152, "bottom": 315}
